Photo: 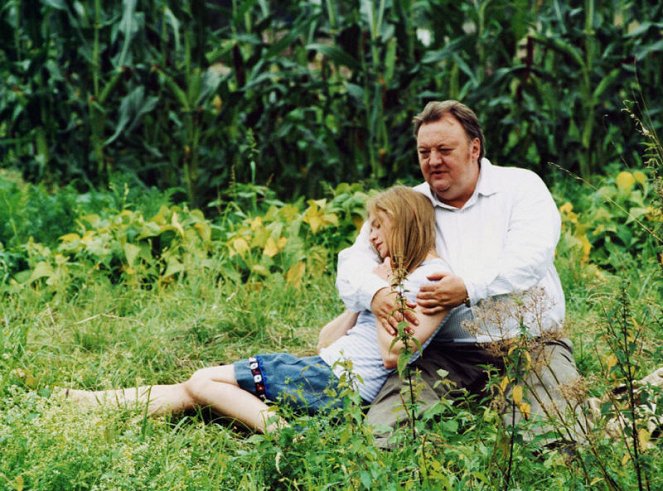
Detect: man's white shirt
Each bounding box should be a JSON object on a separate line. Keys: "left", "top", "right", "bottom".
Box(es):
{"left": 335, "top": 158, "right": 565, "bottom": 343}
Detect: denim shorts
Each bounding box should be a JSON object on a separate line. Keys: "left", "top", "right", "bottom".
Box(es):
{"left": 234, "top": 354, "right": 341, "bottom": 414}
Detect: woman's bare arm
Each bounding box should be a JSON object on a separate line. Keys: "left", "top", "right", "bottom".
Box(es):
{"left": 317, "top": 310, "right": 360, "bottom": 353}
{"left": 377, "top": 306, "right": 448, "bottom": 370}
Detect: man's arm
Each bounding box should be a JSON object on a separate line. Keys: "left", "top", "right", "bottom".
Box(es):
{"left": 317, "top": 310, "right": 360, "bottom": 353}
{"left": 417, "top": 171, "right": 561, "bottom": 314}
{"left": 335, "top": 221, "right": 388, "bottom": 312}
{"left": 464, "top": 172, "right": 560, "bottom": 302}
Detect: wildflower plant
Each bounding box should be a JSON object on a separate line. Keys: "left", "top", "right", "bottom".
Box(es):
{"left": 388, "top": 254, "right": 424, "bottom": 440}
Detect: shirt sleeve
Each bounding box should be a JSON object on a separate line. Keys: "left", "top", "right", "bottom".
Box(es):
{"left": 464, "top": 172, "right": 561, "bottom": 303}
{"left": 335, "top": 220, "right": 390, "bottom": 312}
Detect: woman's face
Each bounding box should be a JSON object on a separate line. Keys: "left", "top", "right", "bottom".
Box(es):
{"left": 368, "top": 211, "right": 392, "bottom": 259}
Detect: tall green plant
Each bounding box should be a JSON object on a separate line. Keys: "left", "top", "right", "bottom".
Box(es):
{"left": 1, "top": 0, "right": 661, "bottom": 201}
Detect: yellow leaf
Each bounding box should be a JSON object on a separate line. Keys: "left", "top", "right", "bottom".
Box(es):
{"left": 578, "top": 233, "right": 592, "bottom": 263}
{"left": 303, "top": 200, "right": 338, "bottom": 234}
{"left": 286, "top": 261, "right": 306, "bottom": 288}
{"left": 279, "top": 204, "right": 300, "bottom": 221}
{"left": 353, "top": 216, "right": 365, "bottom": 231}
{"left": 263, "top": 237, "right": 279, "bottom": 258}
{"left": 59, "top": 233, "right": 80, "bottom": 243}
{"left": 522, "top": 351, "right": 532, "bottom": 370}
{"left": 559, "top": 202, "right": 574, "bottom": 214}
{"left": 304, "top": 206, "right": 323, "bottom": 233}
{"left": 249, "top": 217, "right": 263, "bottom": 231}
{"left": 81, "top": 213, "right": 101, "bottom": 227}
{"left": 212, "top": 94, "right": 222, "bottom": 113}
{"left": 251, "top": 264, "right": 270, "bottom": 277}
{"left": 171, "top": 212, "right": 185, "bottom": 237}
{"left": 621, "top": 452, "right": 630, "bottom": 466}
{"left": 606, "top": 354, "right": 618, "bottom": 371}
{"left": 194, "top": 222, "right": 211, "bottom": 242}
{"left": 638, "top": 428, "right": 651, "bottom": 450}
{"left": 512, "top": 385, "right": 523, "bottom": 405}
{"left": 616, "top": 171, "right": 635, "bottom": 193}
{"left": 499, "top": 376, "right": 510, "bottom": 394}
{"left": 231, "top": 238, "right": 250, "bottom": 258}
{"left": 518, "top": 402, "right": 531, "bottom": 420}
{"left": 633, "top": 170, "right": 647, "bottom": 185}
{"left": 15, "top": 475, "right": 24, "bottom": 491}
{"left": 277, "top": 237, "right": 287, "bottom": 250}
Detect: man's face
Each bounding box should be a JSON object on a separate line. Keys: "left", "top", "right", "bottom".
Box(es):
{"left": 416, "top": 114, "right": 481, "bottom": 208}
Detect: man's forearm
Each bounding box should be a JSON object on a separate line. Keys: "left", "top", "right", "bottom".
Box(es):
{"left": 335, "top": 222, "right": 388, "bottom": 311}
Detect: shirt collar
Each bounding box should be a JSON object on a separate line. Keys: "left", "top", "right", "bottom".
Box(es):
{"left": 475, "top": 158, "right": 499, "bottom": 197}
{"left": 423, "top": 158, "right": 499, "bottom": 210}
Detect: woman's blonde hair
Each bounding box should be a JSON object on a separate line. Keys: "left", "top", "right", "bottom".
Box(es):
{"left": 367, "top": 186, "right": 436, "bottom": 273}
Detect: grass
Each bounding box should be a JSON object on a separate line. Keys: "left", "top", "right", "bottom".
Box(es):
{"left": 2, "top": 257, "right": 661, "bottom": 489}
{"left": 1, "top": 165, "right": 661, "bottom": 489}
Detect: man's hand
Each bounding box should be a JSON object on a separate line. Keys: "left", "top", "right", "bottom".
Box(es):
{"left": 416, "top": 272, "right": 468, "bottom": 315}
{"left": 370, "top": 287, "right": 418, "bottom": 336}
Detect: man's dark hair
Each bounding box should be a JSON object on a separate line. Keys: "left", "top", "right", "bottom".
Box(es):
{"left": 412, "top": 100, "right": 486, "bottom": 161}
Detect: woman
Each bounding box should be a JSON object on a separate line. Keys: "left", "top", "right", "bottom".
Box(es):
{"left": 63, "top": 186, "right": 450, "bottom": 432}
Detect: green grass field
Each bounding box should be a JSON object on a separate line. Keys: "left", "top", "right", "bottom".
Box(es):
{"left": 1, "top": 169, "right": 661, "bottom": 490}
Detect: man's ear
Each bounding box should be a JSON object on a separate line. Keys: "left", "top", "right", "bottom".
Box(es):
{"left": 470, "top": 138, "right": 481, "bottom": 161}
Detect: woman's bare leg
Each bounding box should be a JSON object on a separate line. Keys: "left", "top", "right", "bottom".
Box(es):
{"left": 64, "top": 383, "right": 194, "bottom": 416}
{"left": 64, "top": 364, "right": 284, "bottom": 432}
{"left": 182, "top": 365, "right": 284, "bottom": 432}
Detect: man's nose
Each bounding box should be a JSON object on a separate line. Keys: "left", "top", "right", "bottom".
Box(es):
{"left": 430, "top": 149, "right": 443, "bottom": 166}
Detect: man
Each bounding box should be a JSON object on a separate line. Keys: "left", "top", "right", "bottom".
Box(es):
{"left": 336, "top": 100, "right": 583, "bottom": 446}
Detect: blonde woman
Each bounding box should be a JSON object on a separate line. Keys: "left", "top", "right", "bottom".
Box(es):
{"left": 64, "top": 186, "right": 450, "bottom": 432}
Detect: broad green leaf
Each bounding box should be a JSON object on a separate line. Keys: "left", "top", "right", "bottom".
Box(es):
{"left": 123, "top": 243, "right": 140, "bottom": 268}
{"left": 384, "top": 38, "right": 396, "bottom": 84}
{"left": 305, "top": 43, "right": 361, "bottom": 71}
{"left": 42, "top": 0, "right": 67, "bottom": 10}
{"left": 163, "top": 7, "right": 181, "bottom": 54}
{"left": 163, "top": 256, "right": 184, "bottom": 277}
{"left": 117, "top": 0, "right": 142, "bottom": 67}
{"left": 634, "top": 39, "right": 663, "bottom": 61}
{"left": 592, "top": 69, "right": 620, "bottom": 99}
{"left": 397, "top": 353, "right": 408, "bottom": 375}
{"left": 105, "top": 87, "right": 159, "bottom": 145}
{"left": 28, "top": 262, "right": 54, "bottom": 284}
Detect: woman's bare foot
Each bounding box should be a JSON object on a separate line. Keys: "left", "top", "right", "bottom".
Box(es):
{"left": 52, "top": 387, "right": 100, "bottom": 407}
